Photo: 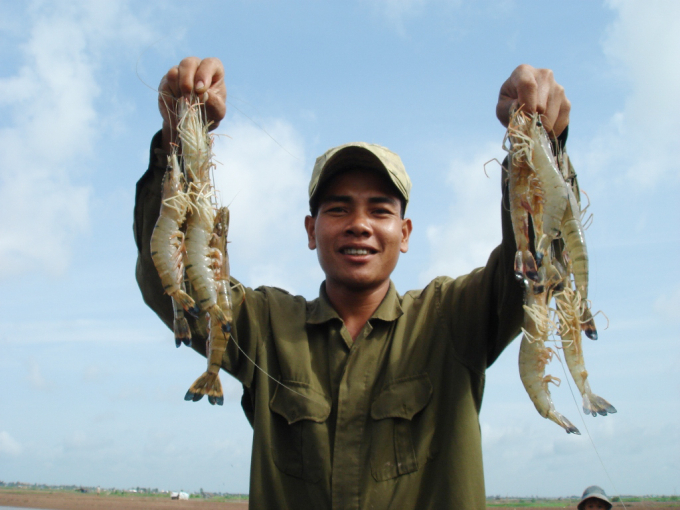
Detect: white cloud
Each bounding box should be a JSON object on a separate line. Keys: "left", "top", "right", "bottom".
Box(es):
{"left": 0, "top": 1, "right": 156, "bottom": 279}
{"left": 3, "top": 319, "right": 168, "bottom": 344}
{"left": 419, "top": 142, "right": 505, "bottom": 284}
{"left": 654, "top": 284, "right": 680, "bottom": 323}
{"left": 212, "top": 116, "right": 314, "bottom": 293}
{"left": 361, "top": 0, "right": 516, "bottom": 34}
{"left": 0, "top": 431, "right": 23, "bottom": 457}
{"left": 366, "top": 0, "right": 429, "bottom": 29}
{"left": 27, "top": 358, "right": 48, "bottom": 390}
{"left": 581, "top": 0, "right": 680, "bottom": 189}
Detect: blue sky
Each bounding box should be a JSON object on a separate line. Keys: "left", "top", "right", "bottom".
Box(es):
{"left": 1, "top": 0, "right": 678, "bottom": 498}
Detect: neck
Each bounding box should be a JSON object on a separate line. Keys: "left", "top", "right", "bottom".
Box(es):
{"left": 324, "top": 279, "right": 390, "bottom": 341}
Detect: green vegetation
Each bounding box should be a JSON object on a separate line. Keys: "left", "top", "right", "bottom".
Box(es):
{"left": 2, "top": 483, "right": 677, "bottom": 506}
{"left": 0, "top": 484, "right": 248, "bottom": 501}
{"left": 487, "top": 498, "right": 577, "bottom": 507}
{"left": 486, "top": 495, "right": 680, "bottom": 507}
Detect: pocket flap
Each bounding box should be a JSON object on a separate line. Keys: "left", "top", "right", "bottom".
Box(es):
{"left": 270, "top": 382, "right": 331, "bottom": 425}
{"left": 371, "top": 374, "right": 433, "bottom": 420}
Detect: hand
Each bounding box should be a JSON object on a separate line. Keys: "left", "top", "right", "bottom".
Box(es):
{"left": 158, "top": 57, "right": 227, "bottom": 152}
{"left": 496, "top": 64, "right": 570, "bottom": 137}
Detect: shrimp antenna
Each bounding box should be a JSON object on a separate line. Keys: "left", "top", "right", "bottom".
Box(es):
{"left": 554, "top": 349, "right": 629, "bottom": 510}
{"left": 222, "top": 330, "right": 328, "bottom": 406}
{"left": 135, "top": 35, "right": 190, "bottom": 147}
{"left": 134, "top": 35, "right": 173, "bottom": 94}
{"left": 579, "top": 188, "right": 591, "bottom": 214}
{"left": 483, "top": 158, "right": 506, "bottom": 178}
{"left": 582, "top": 213, "right": 594, "bottom": 231}
{"left": 225, "top": 99, "right": 302, "bottom": 162}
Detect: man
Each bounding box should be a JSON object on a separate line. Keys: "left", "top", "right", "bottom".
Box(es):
{"left": 134, "top": 57, "right": 570, "bottom": 509}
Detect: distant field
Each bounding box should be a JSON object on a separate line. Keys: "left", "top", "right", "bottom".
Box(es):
{"left": 0, "top": 489, "right": 248, "bottom": 509}
{"left": 1, "top": 489, "right": 679, "bottom": 509}
{"left": 487, "top": 499, "right": 680, "bottom": 509}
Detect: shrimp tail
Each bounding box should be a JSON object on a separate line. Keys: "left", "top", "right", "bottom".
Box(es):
{"left": 580, "top": 307, "right": 598, "bottom": 340}
{"left": 171, "top": 295, "right": 192, "bottom": 348}
{"left": 514, "top": 250, "right": 539, "bottom": 282}
{"left": 171, "top": 289, "right": 199, "bottom": 318}
{"left": 173, "top": 316, "right": 192, "bottom": 348}
{"left": 548, "top": 411, "right": 581, "bottom": 435}
{"left": 535, "top": 235, "right": 550, "bottom": 266}
{"left": 583, "top": 394, "right": 617, "bottom": 417}
{"left": 184, "top": 372, "right": 224, "bottom": 406}
{"left": 209, "top": 304, "right": 231, "bottom": 333}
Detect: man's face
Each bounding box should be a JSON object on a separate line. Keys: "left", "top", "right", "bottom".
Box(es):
{"left": 583, "top": 498, "right": 609, "bottom": 510}
{"left": 305, "top": 169, "right": 412, "bottom": 294}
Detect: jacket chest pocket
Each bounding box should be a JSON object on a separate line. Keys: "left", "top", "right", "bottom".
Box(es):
{"left": 269, "top": 382, "right": 331, "bottom": 483}
{"left": 370, "top": 373, "right": 436, "bottom": 481}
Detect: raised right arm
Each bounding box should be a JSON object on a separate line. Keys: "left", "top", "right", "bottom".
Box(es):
{"left": 134, "top": 58, "right": 266, "bottom": 379}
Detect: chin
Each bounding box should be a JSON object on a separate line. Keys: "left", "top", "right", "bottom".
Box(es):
{"left": 339, "top": 276, "right": 386, "bottom": 292}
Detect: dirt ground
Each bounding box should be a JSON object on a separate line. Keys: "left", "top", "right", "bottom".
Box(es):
{"left": 0, "top": 491, "right": 248, "bottom": 510}
{"left": 1, "top": 491, "right": 679, "bottom": 510}
{"left": 497, "top": 506, "right": 680, "bottom": 510}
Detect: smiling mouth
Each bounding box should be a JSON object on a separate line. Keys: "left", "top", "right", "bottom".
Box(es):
{"left": 341, "top": 248, "right": 375, "bottom": 255}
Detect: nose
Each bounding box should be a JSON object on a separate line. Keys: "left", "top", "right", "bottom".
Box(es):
{"left": 345, "top": 209, "right": 372, "bottom": 237}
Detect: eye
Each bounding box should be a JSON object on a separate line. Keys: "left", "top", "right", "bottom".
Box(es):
{"left": 323, "top": 205, "right": 347, "bottom": 214}
{"left": 373, "top": 206, "right": 395, "bottom": 216}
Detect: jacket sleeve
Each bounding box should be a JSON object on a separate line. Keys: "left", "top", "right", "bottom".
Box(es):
{"left": 134, "top": 130, "right": 174, "bottom": 331}
{"left": 438, "top": 169, "right": 524, "bottom": 373}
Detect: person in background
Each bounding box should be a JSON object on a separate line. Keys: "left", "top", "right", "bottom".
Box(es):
{"left": 578, "top": 485, "right": 613, "bottom": 510}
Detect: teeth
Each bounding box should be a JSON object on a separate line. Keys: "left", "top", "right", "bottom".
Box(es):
{"left": 344, "top": 248, "right": 369, "bottom": 255}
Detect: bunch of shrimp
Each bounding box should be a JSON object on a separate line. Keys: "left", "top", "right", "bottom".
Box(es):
{"left": 505, "top": 109, "right": 568, "bottom": 284}
{"left": 178, "top": 98, "right": 230, "bottom": 333}
{"left": 519, "top": 270, "right": 579, "bottom": 434}
{"left": 149, "top": 147, "right": 197, "bottom": 347}
{"left": 185, "top": 206, "right": 233, "bottom": 405}
{"left": 504, "top": 108, "right": 615, "bottom": 433}
{"left": 151, "top": 94, "right": 233, "bottom": 405}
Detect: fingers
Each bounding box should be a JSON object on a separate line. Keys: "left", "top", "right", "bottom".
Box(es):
{"left": 496, "top": 64, "right": 570, "bottom": 136}
{"left": 174, "top": 57, "right": 226, "bottom": 99}
{"left": 158, "top": 57, "right": 227, "bottom": 133}
{"left": 496, "top": 64, "right": 538, "bottom": 127}
{"left": 194, "top": 57, "right": 225, "bottom": 95}
{"left": 194, "top": 57, "right": 227, "bottom": 131}
{"left": 176, "top": 56, "right": 203, "bottom": 96}
{"left": 205, "top": 91, "right": 227, "bottom": 131}
{"left": 158, "top": 65, "right": 180, "bottom": 123}
{"left": 551, "top": 92, "right": 571, "bottom": 137}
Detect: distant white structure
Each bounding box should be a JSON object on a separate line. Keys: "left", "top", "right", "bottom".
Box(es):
{"left": 171, "top": 491, "right": 189, "bottom": 500}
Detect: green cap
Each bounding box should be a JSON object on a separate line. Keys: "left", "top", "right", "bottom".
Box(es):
{"left": 577, "top": 486, "right": 612, "bottom": 510}
{"left": 308, "top": 142, "right": 412, "bottom": 212}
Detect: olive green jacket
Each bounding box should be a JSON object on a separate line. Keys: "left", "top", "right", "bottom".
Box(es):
{"left": 134, "top": 131, "right": 525, "bottom": 509}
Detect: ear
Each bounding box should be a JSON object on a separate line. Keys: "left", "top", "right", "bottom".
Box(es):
{"left": 400, "top": 218, "right": 413, "bottom": 253}
{"left": 304, "top": 215, "right": 317, "bottom": 250}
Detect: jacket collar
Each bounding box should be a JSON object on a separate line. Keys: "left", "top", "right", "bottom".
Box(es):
{"left": 306, "top": 281, "right": 403, "bottom": 324}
